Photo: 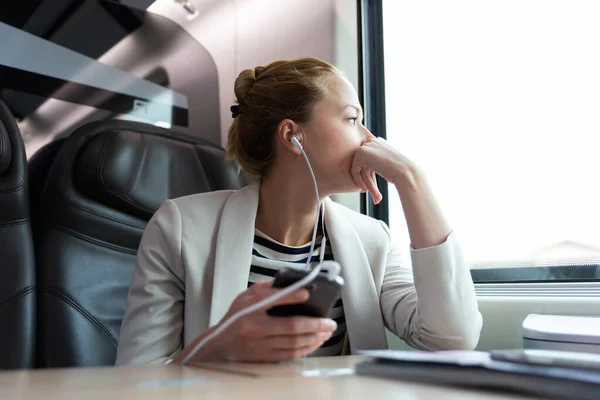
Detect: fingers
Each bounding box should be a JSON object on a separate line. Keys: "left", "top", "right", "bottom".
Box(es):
{"left": 351, "top": 146, "right": 383, "bottom": 204}
{"left": 244, "top": 281, "right": 309, "bottom": 312}
{"left": 237, "top": 315, "right": 337, "bottom": 340}
{"left": 229, "top": 317, "right": 336, "bottom": 362}
{"left": 258, "top": 288, "right": 309, "bottom": 312}
{"left": 268, "top": 342, "right": 325, "bottom": 361}
{"left": 370, "top": 169, "right": 382, "bottom": 204}
{"left": 350, "top": 156, "right": 368, "bottom": 193}
{"left": 244, "top": 333, "right": 331, "bottom": 362}
{"left": 361, "top": 167, "right": 381, "bottom": 204}
{"left": 370, "top": 170, "right": 382, "bottom": 203}
{"left": 352, "top": 136, "right": 410, "bottom": 192}
{"left": 263, "top": 316, "right": 337, "bottom": 337}
{"left": 268, "top": 332, "right": 333, "bottom": 350}
{"left": 234, "top": 342, "right": 321, "bottom": 363}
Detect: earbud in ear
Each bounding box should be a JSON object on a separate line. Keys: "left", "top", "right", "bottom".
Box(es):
{"left": 290, "top": 134, "right": 303, "bottom": 150}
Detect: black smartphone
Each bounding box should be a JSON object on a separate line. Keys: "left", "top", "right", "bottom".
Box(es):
{"left": 267, "top": 265, "right": 344, "bottom": 318}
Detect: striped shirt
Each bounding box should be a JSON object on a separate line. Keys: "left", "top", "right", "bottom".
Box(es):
{"left": 248, "top": 229, "right": 346, "bottom": 357}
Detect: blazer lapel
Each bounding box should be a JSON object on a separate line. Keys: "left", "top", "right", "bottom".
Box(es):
{"left": 209, "top": 180, "right": 260, "bottom": 325}
{"left": 324, "top": 198, "right": 388, "bottom": 351}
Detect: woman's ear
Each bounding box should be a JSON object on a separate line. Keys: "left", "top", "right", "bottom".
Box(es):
{"left": 277, "top": 119, "right": 303, "bottom": 155}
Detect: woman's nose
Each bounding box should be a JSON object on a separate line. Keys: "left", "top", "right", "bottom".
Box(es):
{"left": 362, "top": 126, "right": 376, "bottom": 141}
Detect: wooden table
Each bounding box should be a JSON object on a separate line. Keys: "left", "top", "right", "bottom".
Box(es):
{"left": 0, "top": 356, "right": 536, "bottom": 399}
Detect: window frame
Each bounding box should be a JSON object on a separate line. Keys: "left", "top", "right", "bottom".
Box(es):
{"left": 357, "top": 0, "right": 389, "bottom": 223}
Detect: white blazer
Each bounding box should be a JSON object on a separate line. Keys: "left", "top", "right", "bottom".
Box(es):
{"left": 115, "top": 181, "right": 482, "bottom": 365}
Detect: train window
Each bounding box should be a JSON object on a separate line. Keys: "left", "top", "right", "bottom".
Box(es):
{"left": 381, "top": 1, "right": 600, "bottom": 282}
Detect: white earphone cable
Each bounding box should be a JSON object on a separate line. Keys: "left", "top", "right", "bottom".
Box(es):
{"left": 297, "top": 139, "right": 324, "bottom": 271}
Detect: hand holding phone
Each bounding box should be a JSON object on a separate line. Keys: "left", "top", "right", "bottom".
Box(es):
{"left": 267, "top": 261, "right": 344, "bottom": 318}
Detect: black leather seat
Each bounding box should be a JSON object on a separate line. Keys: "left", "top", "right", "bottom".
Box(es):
{"left": 0, "top": 99, "right": 36, "bottom": 370}
{"left": 34, "top": 120, "right": 245, "bottom": 368}
{"left": 28, "top": 139, "right": 65, "bottom": 243}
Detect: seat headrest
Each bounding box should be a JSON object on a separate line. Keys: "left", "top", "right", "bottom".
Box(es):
{"left": 0, "top": 113, "right": 12, "bottom": 175}
{"left": 73, "top": 127, "right": 228, "bottom": 220}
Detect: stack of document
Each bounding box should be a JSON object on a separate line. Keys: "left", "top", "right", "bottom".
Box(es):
{"left": 356, "top": 349, "right": 600, "bottom": 400}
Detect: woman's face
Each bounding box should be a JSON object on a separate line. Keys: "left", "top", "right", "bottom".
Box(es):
{"left": 299, "top": 75, "right": 374, "bottom": 195}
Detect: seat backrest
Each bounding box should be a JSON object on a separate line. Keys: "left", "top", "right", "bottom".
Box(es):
{"left": 28, "top": 139, "right": 65, "bottom": 243}
{"left": 35, "top": 120, "right": 245, "bottom": 368}
{"left": 0, "top": 99, "right": 36, "bottom": 370}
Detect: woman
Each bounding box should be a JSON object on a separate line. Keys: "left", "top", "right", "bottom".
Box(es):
{"left": 115, "top": 57, "right": 482, "bottom": 365}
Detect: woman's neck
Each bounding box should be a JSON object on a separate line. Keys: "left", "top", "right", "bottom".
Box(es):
{"left": 255, "top": 171, "right": 322, "bottom": 247}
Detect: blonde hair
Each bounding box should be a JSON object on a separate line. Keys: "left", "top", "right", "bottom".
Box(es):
{"left": 226, "top": 57, "right": 342, "bottom": 176}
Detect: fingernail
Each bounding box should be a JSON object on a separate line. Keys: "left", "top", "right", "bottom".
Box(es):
{"left": 324, "top": 319, "right": 337, "bottom": 331}
{"left": 294, "top": 289, "right": 308, "bottom": 301}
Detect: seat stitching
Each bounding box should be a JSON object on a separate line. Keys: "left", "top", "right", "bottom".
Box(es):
{"left": 0, "top": 218, "right": 28, "bottom": 228}
{"left": 58, "top": 196, "right": 146, "bottom": 230}
{"left": 40, "top": 287, "right": 118, "bottom": 347}
{"left": 0, "top": 286, "right": 35, "bottom": 309}
{"left": 0, "top": 179, "right": 25, "bottom": 194}
{"left": 49, "top": 223, "right": 138, "bottom": 255}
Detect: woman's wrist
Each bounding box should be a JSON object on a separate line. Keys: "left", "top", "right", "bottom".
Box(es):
{"left": 390, "top": 160, "right": 423, "bottom": 192}
{"left": 390, "top": 160, "right": 451, "bottom": 249}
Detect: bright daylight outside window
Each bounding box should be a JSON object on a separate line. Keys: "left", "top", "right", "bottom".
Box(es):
{"left": 382, "top": 1, "right": 600, "bottom": 270}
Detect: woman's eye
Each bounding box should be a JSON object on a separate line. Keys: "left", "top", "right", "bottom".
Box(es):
{"left": 349, "top": 117, "right": 357, "bottom": 125}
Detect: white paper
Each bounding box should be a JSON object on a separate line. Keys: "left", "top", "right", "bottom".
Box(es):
{"left": 357, "top": 349, "right": 491, "bottom": 367}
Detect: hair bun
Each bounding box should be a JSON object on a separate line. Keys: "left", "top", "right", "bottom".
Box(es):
{"left": 233, "top": 68, "right": 257, "bottom": 104}
{"left": 254, "top": 66, "right": 266, "bottom": 79}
